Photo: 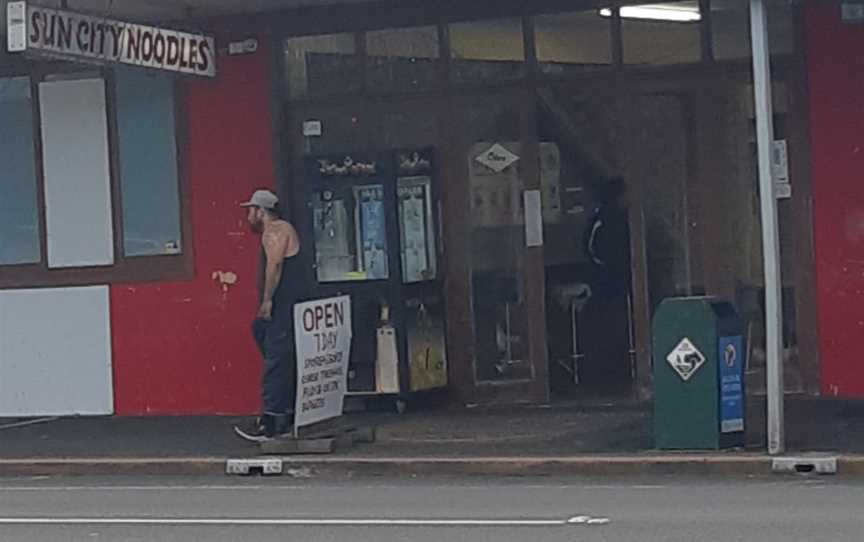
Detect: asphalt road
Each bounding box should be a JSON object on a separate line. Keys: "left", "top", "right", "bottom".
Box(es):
{"left": 0, "top": 474, "right": 862, "bottom": 541}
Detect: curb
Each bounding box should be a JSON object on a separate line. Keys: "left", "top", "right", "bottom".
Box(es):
{"left": 277, "top": 455, "right": 775, "bottom": 477}
{"left": 3, "top": 454, "right": 863, "bottom": 478}
{"left": 0, "top": 458, "right": 226, "bottom": 477}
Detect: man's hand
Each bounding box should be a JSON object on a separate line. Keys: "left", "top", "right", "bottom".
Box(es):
{"left": 257, "top": 300, "right": 273, "bottom": 321}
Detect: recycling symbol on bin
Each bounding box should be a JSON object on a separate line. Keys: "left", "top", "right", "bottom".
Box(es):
{"left": 666, "top": 338, "right": 706, "bottom": 382}
{"left": 724, "top": 343, "right": 737, "bottom": 368}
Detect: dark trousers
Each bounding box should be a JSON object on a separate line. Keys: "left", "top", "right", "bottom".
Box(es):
{"left": 580, "top": 290, "right": 632, "bottom": 390}
{"left": 252, "top": 310, "right": 296, "bottom": 423}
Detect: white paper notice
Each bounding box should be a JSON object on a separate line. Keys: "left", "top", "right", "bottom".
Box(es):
{"left": 524, "top": 190, "right": 543, "bottom": 247}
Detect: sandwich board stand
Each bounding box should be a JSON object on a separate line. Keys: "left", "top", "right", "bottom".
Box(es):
{"left": 260, "top": 295, "right": 376, "bottom": 454}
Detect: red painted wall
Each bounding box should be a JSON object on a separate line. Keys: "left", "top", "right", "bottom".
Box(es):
{"left": 111, "top": 38, "right": 275, "bottom": 414}
{"left": 806, "top": 4, "right": 864, "bottom": 397}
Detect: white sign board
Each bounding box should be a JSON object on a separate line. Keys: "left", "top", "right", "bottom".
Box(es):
{"left": 524, "top": 189, "right": 544, "bottom": 247}
{"left": 303, "top": 120, "right": 323, "bottom": 137}
{"left": 6, "top": 1, "right": 216, "bottom": 77}
{"left": 666, "top": 337, "right": 706, "bottom": 382}
{"left": 294, "top": 295, "right": 352, "bottom": 433}
{"left": 772, "top": 139, "right": 789, "bottom": 184}
{"left": 6, "top": 1, "right": 27, "bottom": 52}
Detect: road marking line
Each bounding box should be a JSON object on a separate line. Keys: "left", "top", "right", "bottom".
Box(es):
{"left": 0, "top": 484, "right": 664, "bottom": 492}
{"left": 0, "top": 486, "right": 281, "bottom": 491}
{"left": 0, "top": 518, "right": 569, "bottom": 527}
{"left": 0, "top": 486, "right": 583, "bottom": 492}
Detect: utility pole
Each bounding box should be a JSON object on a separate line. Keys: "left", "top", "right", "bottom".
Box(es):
{"left": 749, "top": 0, "right": 785, "bottom": 455}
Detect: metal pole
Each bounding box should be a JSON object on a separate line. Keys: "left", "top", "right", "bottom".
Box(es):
{"left": 749, "top": 0, "right": 785, "bottom": 455}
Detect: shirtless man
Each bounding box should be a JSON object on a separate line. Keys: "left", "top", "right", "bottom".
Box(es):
{"left": 235, "top": 189, "right": 303, "bottom": 441}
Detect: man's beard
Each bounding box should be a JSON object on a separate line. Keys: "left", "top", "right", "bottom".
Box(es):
{"left": 249, "top": 220, "right": 264, "bottom": 233}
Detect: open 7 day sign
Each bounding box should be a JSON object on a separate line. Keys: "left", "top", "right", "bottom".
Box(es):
{"left": 293, "top": 296, "right": 353, "bottom": 435}
{"left": 6, "top": 1, "right": 215, "bottom": 77}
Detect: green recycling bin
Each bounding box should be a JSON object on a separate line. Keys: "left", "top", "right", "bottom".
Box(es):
{"left": 653, "top": 297, "right": 746, "bottom": 450}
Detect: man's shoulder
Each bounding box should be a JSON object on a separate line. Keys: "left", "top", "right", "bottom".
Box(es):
{"left": 276, "top": 219, "right": 299, "bottom": 238}
{"left": 266, "top": 220, "right": 295, "bottom": 234}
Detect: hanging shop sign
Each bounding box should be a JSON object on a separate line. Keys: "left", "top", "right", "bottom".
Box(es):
{"left": 6, "top": 1, "right": 216, "bottom": 77}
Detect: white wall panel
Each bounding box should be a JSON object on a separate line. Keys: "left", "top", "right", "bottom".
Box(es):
{"left": 39, "top": 78, "right": 115, "bottom": 268}
{"left": 0, "top": 286, "right": 114, "bottom": 416}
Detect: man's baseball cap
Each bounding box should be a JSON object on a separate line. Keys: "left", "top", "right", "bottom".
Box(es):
{"left": 240, "top": 189, "right": 279, "bottom": 210}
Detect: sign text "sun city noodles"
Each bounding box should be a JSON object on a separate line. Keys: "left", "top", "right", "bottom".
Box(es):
{"left": 7, "top": 2, "right": 215, "bottom": 77}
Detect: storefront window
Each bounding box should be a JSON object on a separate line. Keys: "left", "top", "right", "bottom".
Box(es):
{"left": 536, "top": 92, "right": 636, "bottom": 390}
{"left": 0, "top": 69, "right": 193, "bottom": 288}
{"left": 632, "top": 94, "right": 693, "bottom": 310}
{"left": 457, "top": 96, "right": 533, "bottom": 383}
{"left": 115, "top": 69, "right": 182, "bottom": 257}
{"left": 313, "top": 180, "right": 390, "bottom": 282}
{"left": 366, "top": 26, "right": 440, "bottom": 92}
{"left": 535, "top": 11, "right": 613, "bottom": 75}
{"left": 711, "top": 0, "right": 797, "bottom": 60}
{"left": 450, "top": 18, "right": 526, "bottom": 83}
{"left": 284, "top": 33, "right": 361, "bottom": 98}
{"left": 0, "top": 77, "right": 40, "bottom": 266}
{"left": 377, "top": 103, "right": 440, "bottom": 150}
{"left": 622, "top": 2, "right": 702, "bottom": 65}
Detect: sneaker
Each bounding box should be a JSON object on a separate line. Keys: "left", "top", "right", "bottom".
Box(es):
{"left": 234, "top": 425, "right": 272, "bottom": 442}
{"left": 233, "top": 415, "right": 293, "bottom": 442}
{"left": 234, "top": 417, "right": 272, "bottom": 443}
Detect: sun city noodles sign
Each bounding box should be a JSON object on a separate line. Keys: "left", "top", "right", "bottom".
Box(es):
{"left": 6, "top": 1, "right": 216, "bottom": 77}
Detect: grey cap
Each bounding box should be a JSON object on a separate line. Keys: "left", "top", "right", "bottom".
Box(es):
{"left": 240, "top": 189, "right": 279, "bottom": 210}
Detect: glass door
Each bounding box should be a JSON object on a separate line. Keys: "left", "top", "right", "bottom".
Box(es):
{"left": 452, "top": 92, "right": 548, "bottom": 403}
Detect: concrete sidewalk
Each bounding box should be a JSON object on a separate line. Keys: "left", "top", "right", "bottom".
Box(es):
{"left": 1, "top": 395, "right": 863, "bottom": 476}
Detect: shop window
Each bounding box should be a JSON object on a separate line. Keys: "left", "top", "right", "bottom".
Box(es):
{"left": 313, "top": 182, "right": 390, "bottom": 282}
{"left": 711, "top": 0, "right": 797, "bottom": 60}
{"left": 450, "top": 18, "right": 526, "bottom": 83}
{"left": 284, "top": 33, "right": 361, "bottom": 98}
{"left": 0, "top": 77, "right": 40, "bottom": 266}
{"left": 378, "top": 104, "right": 439, "bottom": 150}
{"left": 115, "top": 69, "right": 182, "bottom": 257}
{"left": 0, "top": 69, "right": 191, "bottom": 288}
{"left": 621, "top": 2, "right": 703, "bottom": 66}
{"left": 535, "top": 11, "right": 613, "bottom": 75}
{"left": 366, "top": 26, "right": 441, "bottom": 92}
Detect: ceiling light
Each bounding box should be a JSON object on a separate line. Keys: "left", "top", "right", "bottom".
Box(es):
{"left": 599, "top": 5, "right": 702, "bottom": 22}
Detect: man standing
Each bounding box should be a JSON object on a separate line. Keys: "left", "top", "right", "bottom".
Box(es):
{"left": 235, "top": 189, "right": 303, "bottom": 442}
{"left": 586, "top": 177, "right": 631, "bottom": 297}
{"left": 582, "top": 177, "right": 634, "bottom": 390}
